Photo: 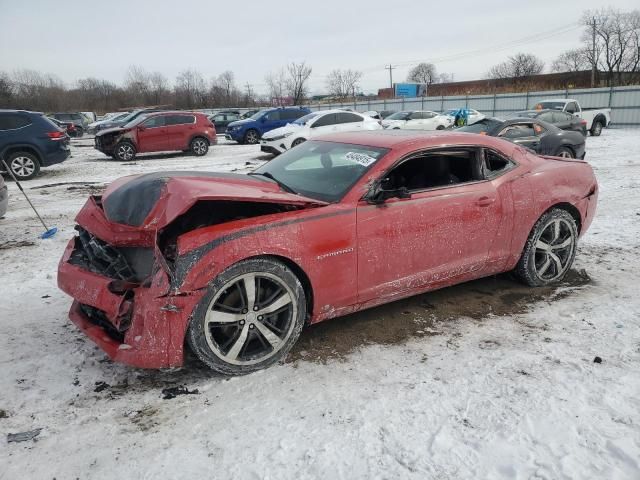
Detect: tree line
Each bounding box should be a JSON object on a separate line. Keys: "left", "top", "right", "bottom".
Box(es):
{"left": 0, "top": 62, "right": 314, "bottom": 114}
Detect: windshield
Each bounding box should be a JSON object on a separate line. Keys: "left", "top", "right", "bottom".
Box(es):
{"left": 386, "top": 111, "right": 411, "bottom": 120}
{"left": 252, "top": 140, "right": 389, "bottom": 202}
{"left": 293, "top": 112, "right": 320, "bottom": 125}
{"left": 534, "top": 102, "right": 565, "bottom": 111}
{"left": 122, "top": 114, "right": 150, "bottom": 128}
{"left": 457, "top": 118, "right": 504, "bottom": 134}
{"left": 250, "top": 110, "right": 267, "bottom": 120}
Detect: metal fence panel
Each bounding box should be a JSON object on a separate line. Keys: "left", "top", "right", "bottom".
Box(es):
{"left": 305, "top": 85, "right": 640, "bottom": 126}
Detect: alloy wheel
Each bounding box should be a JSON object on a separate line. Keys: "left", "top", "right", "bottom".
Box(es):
{"left": 534, "top": 218, "right": 576, "bottom": 281}
{"left": 245, "top": 131, "right": 258, "bottom": 144}
{"left": 117, "top": 144, "right": 134, "bottom": 161}
{"left": 203, "top": 272, "right": 297, "bottom": 366}
{"left": 193, "top": 139, "right": 208, "bottom": 155}
{"left": 10, "top": 156, "right": 36, "bottom": 178}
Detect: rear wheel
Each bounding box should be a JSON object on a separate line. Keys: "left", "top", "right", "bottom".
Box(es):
{"left": 515, "top": 209, "right": 578, "bottom": 287}
{"left": 187, "top": 258, "right": 307, "bottom": 375}
{"left": 190, "top": 137, "right": 209, "bottom": 156}
{"left": 590, "top": 120, "right": 603, "bottom": 137}
{"left": 555, "top": 147, "right": 574, "bottom": 158}
{"left": 5, "top": 152, "right": 40, "bottom": 180}
{"left": 244, "top": 129, "right": 259, "bottom": 145}
{"left": 114, "top": 141, "right": 136, "bottom": 161}
{"left": 436, "top": 125, "right": 445, "bottom": 130}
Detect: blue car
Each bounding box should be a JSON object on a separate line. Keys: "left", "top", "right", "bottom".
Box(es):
{"left": 225, "top": 107, "right": 311, "bottom": 144}
{"left": 0, "top": 110, "right": 70, "bottom": 180}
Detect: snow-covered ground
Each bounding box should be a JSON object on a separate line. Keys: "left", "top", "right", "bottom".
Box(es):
{"left": 1, "top": 131, "right": 639, "bottom": 479}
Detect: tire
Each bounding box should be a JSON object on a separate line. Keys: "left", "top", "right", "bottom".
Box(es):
{"left": 515, "top": 209, "right": 578, "bottom": 287}
{"left": 436, "top": 125, "right": 445, "bottom": 130}
{"left": 291, "top": 138, "right": 306, "bottom": 148}
{"left": 243, "top": 129, "right": 259, "bottom": 145}
{"left": 5, "top": 152, "right": 41, "bottom": 180}
{"left": 190, "top": 137, "right": 209, "bottom": 156}
{"left": 187, "top": 258, "right": 307, "bottom": 375}
{"left": 590, "top": 120, "right": 603, "bottom": 137}
{"left": 114, "top": 141, "right": 136, "bottom": 161}
{"left": 555, "top": 146, "right": 574, "bottom": 158}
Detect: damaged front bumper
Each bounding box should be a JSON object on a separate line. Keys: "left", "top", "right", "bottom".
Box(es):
{"left": 58, "top": 227, "right": 205, "bottom": 369}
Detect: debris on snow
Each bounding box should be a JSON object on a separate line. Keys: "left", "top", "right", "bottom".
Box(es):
{"left": 7, "top": 428, "right": 42, "bottom": 443}
{"left": 161, "top": 386, "right": 200, "bottom": 400}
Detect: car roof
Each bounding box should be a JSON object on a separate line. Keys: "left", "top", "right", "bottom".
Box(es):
{"left": 313, "top": 130, "right": 507, "bottom": 149}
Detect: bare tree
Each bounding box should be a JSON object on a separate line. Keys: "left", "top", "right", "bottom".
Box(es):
{"left": 438, "top": 72, "right": 454, "bottom": 83}
{"left": 0, "top": 71, "right": 13, "bottom": 106}
{"left": 148, "top": 72, "right": 170, "bottom": 105}
{"left": 552, "top": 48, "right": 590, "bottom": 73}
{"left": 582, "top": 8, "right": 640, "bottom": 85}
{"left": 487, "top": 53, "right": 545, "bottom": 79}
{"left": 124, "top": 65, "right": 152, "bottom": 105}
{"left": 265, "top": 69, "right": 287, "bottom": 105}
{"left": 326, "top": 69, "right": 363, "bottom": 99}
{"left": 174, "top": 69, "right": 206, "bottom": 109}
{"left": 285, "top": 62, "right": 312, "bottom": 105}
{"left": 407, "top": 63, "right": 437, "bottom": 85}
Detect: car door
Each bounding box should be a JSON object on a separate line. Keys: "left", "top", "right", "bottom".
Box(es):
{"left": 356, "top": 148, "right": 502, "bottom": 305}
{"left": 403, "top": 111, "right": 425, "bottom": 129}
{"left": 334, "top": 112, "right": 365, "bottom": 132}
{"left": 308, "top": 113, "right": 340, "bottom": 138}
{"left": 165, "top": 114, "right": 196, "bottom": 150}
{"left": 137, "top": 115, "right": 169, "bottom": 152}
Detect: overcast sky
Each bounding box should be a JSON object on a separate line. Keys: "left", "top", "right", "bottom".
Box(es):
{"left": 0, "top": 0, "right": 638, "bottom": 95}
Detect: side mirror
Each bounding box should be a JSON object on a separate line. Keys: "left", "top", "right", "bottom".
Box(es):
{"left": 367, "top": 181, "right": 411, "bottom": 204}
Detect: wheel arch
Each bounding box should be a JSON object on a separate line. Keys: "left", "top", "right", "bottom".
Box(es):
{"left": 1, "top": 144, "right": 43, "bottom": 164}
{"left": 593, "top": 113, "right": 607, "bottom": 126}
{"left": 189, "top": 134, "right": 210, "bottom": 146}
{"left": 541, "top": 202, "right": 582, "bottom": 234}
{"left": 243, "top": 253, "right": 314, "bottom": 325}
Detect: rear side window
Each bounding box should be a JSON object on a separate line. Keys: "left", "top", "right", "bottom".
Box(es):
{"left": 312, "top": 114, "right": 338, "bottom": 127}
{"left": 264, "top": 111, "right": 281, "bottom": 121}
{"left": 552, "top": 112, "right": 572, "bottom": 123}
{"left": 484, "top": 149, "right": 514, "bottom": 178}
{"left": 0, "top": 113, "right": 31, "bottom": 130}
{"left": 499, "top": 124, "right": 535, "bottom": 138}
{"left": 336, "top": 112, "right": 363, "bottom": 124}
{"left": 282, "top": 109, "right": 306, "bottom": 120}
{"left": 538, "top": 112, "right": 554, "bottom": 123}
{"left": 165, "top": 114, "right": 195, "bottom": 126}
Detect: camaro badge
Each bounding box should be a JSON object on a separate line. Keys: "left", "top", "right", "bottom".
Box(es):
{"left": 316, "top": 247, "right": 354, "bottom": 261}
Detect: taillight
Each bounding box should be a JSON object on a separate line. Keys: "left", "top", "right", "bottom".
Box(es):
{"left": 580, "top": 119, "right": 587, "bottom": 126}
{"left": 47, "top": 131, "right": 65, "bottom": 140}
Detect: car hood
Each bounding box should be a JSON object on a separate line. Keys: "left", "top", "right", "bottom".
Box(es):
{"left": 100, "top": 171, "right": 327, "bottom": 228}
{"left": 227, "top": 118, "right": 255, "bottom": 128}
{"left": 262, "top": 124, "right": 302, "bottom": 139}
{"left": 96, "top": 126, "right": 128, "bottom": 137}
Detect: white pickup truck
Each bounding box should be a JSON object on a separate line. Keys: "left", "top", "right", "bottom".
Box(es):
{"left": 533, "top": 99, "right": 611, "bottom": 136}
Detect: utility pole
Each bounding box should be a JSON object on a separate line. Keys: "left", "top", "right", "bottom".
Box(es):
{"left": 385, "top": 64, "right": 395, "bottom": 96}
{"left": 245, "top": 82, "right": 253, "bottom": 106}
{"left": 590, "top": 17, "right": 597, "bottom": 88}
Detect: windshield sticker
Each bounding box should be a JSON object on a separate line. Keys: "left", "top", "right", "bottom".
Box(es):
{"left": 345, "top": 151, "right": 377, "bottom": 167}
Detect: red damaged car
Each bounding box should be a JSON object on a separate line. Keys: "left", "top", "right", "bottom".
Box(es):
{"left": 94, "top": 111, "right": 216, "bottom": 161}
{"left": 58, "top": 131, "right": 598, "bottom": 375}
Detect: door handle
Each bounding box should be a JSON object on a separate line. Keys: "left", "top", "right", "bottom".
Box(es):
{"left": 476, "top": 196, "right": 495, "bottom": 207}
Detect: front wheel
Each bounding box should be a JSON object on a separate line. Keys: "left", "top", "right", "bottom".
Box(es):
{"left": 187, "top": 258, "right": 307, "bottom": 375}
{"left": 291, "top": 137, "right": 306, "bottom": 148}
{"left": 190, "top": 137, "right": 209, "bottom": 156}
{"left": 5, "top": 152, "right": 41, "bottom": 180}
{"left": 243, "top": 129, "right": 259, "bottom": 145}
{"left": 515, "top": 209, "right": 578, "bottom": 287}
{"left": 436, "top": 125, "right": 445, "bottom": 130}
{"left": 555, "top": 147, "right": 574, "bottom": 158}
{"left": 590, "top": 120, "right": 603, "bottom": 137}
{"left": 114, "top": 141, "right": 136, "bottom": 161}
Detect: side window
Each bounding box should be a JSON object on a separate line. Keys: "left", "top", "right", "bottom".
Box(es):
{"left": 409, "top": 112, "right": 423, "bottom": 120}
{"left": 212, "top": 114, "right": 224, "bottom": 122}
{"left": 227, "top": 114, "right": 240, "bottom": 121}
{"left": 385, "top": 149, "right": 482, "bottom": 191}
{"left": 423, "top": 112, "right": 436, "bottom": 118}
{"left": 336, "top": 112, "right": 362, "bottom": 124}
{"left": 265, "top": 111, "right": 281, "bottom": 121}
{"left": 142, "top": 116, "right": 166, "bottom": 128}
{"left": 484, "top": 149, "right": 514, "bottom": 178}
{"left": 282, "top": 110, "right": 303, "bottom": 120}
{"left": 0, "top": 114, "right": 30, "bottom": 130}
{"left": 165, "top": 115, "right": 194, "bottom": 126}
{"left": 312, "top": 114, "right": 337, "bottom": 128}
{"left": 553, "top": 112, "right": 570, "bottom": 123}
{"left": 565, "top": 102, "right": 578, "bottom": 114}
{"left": 538, "top": 112, "right": 554, "bottom": 123}
{"left": 498, "top": 124, "right": 535, "bottom": 138}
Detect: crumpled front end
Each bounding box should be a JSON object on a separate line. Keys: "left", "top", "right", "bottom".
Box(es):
{"left": 57, "top": 197, "right": 204, "bottom": 368}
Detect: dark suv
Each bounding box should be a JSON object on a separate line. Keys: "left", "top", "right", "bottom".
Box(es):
{"left": 0, "top": 110, "right": 70, "bottom": 180}
{"left": 51, "top": 112, "right": 89, "bottom": 135}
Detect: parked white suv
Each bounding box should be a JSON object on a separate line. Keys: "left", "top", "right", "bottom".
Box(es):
{"left": 381, "top": 110, "right": 453, "bottom": 130}
{"left": 260, "top": 110, "right": 382, "bottom": 155}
